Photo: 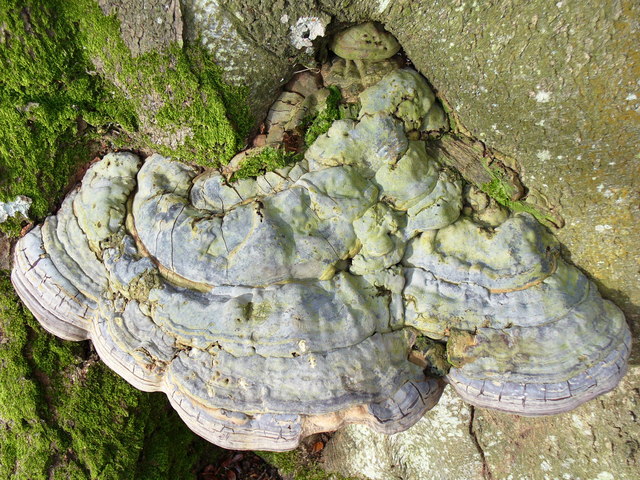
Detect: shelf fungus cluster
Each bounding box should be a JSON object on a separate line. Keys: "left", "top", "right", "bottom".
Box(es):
{"left": 12, "top": 62, "right": 631, "bottom": 450}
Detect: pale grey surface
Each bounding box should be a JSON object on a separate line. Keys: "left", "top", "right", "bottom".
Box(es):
{"left": 97, "top": 0, "right": 183, "bottom": 57}
{"left": 11, "top": 63, "right": 631, "bottom": 451}
{"left": 0, "top": 195, "right": 31, "bottom": 224}
{"left": 324, "top": 386, "right": 485, "bottom": 480}
{"left": 181, "top": 1, "right": 639, "bottom": 349}
{"left": 404, "top": 214, "right": 558, "bottom": 291}
{"left": 359, "top": 69, "right": 437, "bottom": 131}
{"left": 325, "top": 367, "right": 640, "bottom": 480}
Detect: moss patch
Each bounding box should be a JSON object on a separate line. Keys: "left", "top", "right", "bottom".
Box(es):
{"left": 259, "top": 450, "right": 356, "bottom": 480}
{"left": 481, "top": 173, "right": 561, "bottom": 227}
{"left": 0, "top": 0, "right": 133, "bottom": 236}
{"left": 0, "top": 270, "right": 222, "bottom": 479}
{"left": 232, "top": 146, "right": 302, "bottom": 181}
{"left": 63, "top": 0, "right": 251, "bottom": 163}
{"left": 0, "top": 0, "right": 251, "bottom": 237}
{"left": 304, "top": 86, "right": 343, "bottom": 146}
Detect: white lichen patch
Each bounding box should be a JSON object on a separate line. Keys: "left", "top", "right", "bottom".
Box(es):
{"left": 327, "top": 425, "right": 393, "bottom": 479}
{"left": 325, "top": 387, "right": 484, "bottom": 480}
{"left": 290, "top": 16, "right": 326, "bottom": 50}
{"left": 191, "top": 0, "right": 254, "bottom": 84}
{"left": 0, "top": 195, "right": 32, "bottom": 223}
{"left": 377, "top": 0, "right": 392, "bottom": 13}
{"left": 595, "top": 224, "right": 613, "bottom": 233}
{"left": 596, "top": 184, "right": 614, "bottom": 198}
{"left": 595, "top": 472, "right": 615, "bottom": 480}
{"left": 536, "top": 149, "right": 552, "bottom": 161}
{"left": 571, "top": 414, "right": 594, "bottom": 436}
{"left": 534, "top": 90, "right": 552, "bottom": 103}
{"left": 423, "top": 388, "right": 471, "bottom": 440}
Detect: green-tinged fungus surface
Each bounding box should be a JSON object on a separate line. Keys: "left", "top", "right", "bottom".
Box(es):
{"left": 10, "top": 53, "right": 631, "bottom": 452}
{"left": 329, "top": 22, "right": 400, "bottom": 79}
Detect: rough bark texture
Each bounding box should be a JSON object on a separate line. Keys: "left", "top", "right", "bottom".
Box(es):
{"left": 473, "top": 366, "right": 640, "bottom": 480}
{"left": 182, "top": 0, "right": 331, "bottom": 123}
{"left": 0, "top": 234, "right": 11, "bottom": 271}
{"left": 3, "top": 0, "right": 634, "bottom": 478}
{"left": 324, "top": 387, "right": 485, "bottom": 480}
{"left": 324, "top": 367, "right": 640, "bottom": 480}
{"left": 97, "top": 0, "right": 183, "bottom": 56}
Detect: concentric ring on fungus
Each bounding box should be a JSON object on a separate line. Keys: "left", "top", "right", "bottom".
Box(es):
{"left": 11, "top": 23, "right": 631, "bottom": 450}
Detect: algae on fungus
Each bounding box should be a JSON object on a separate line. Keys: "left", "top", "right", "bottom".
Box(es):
{"left": 304, "top": 85, "right": 343, "bottom": 146}
{"left": 231, "top": 146, "right": 302, "bottom": 181}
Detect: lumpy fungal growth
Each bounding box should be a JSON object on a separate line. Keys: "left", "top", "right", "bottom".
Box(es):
{"left": 329, "top": 22, "right": 401, "bottom": 78}
{"left": 11, "top": 24, "right": 631, "bottom": 451}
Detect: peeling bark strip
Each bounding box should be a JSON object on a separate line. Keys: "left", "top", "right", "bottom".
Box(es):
{"left": 425, "top": 134, "right": 525, "bottom": 201}
{"left": 425, "top": 134, "right": 567, "bottom": 228}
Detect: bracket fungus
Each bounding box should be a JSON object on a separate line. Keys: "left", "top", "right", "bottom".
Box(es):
{"left": 329, "top": 22, "right": 400, "bottom": 77}
{"left": 11, "top": 25, "right": 631, "bottom": 451}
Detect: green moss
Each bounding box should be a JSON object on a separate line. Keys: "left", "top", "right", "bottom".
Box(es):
{"left": 0, "top": 270, "right": 221, "bottom": 479}
{"left": 304, "top": 86, "right": 343, "bottom": 146}
{"left": 480, "top": 176, "right": 517, "bottom": 206}
{"left": 0, "top": 0, "right": 252, "bottom": 237}
{"left": 0, "top": 0, "right": 136, "bottom": 236}
{"left": 63, "top": 0, "right": 251, "bottom": 164}
{"left": 0, "top": 216, "right": 24, "bottom": 237}
{"left": 481, "top": 175, "right": 560, "bottom": 227}
{"left": 259, "top": 450, "right": 357, "bottom": 480}
{"left": 232, "top": 146, "right": 302, "bottom": 181}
